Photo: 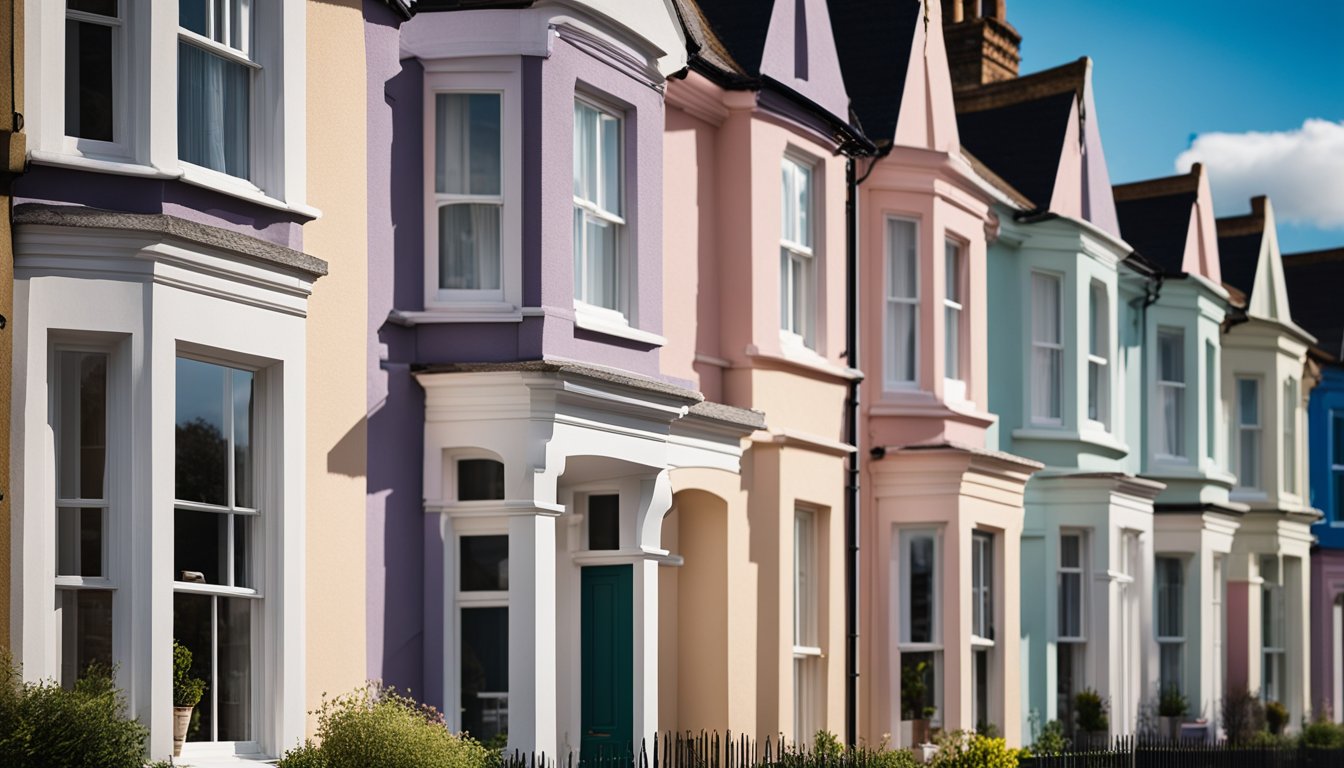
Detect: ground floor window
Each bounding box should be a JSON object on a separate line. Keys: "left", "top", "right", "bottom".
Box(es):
{"left": 900, "top": 650, "right": 942, "bottom": 725}
{"left": 972, "top": 647, "right": 990, "bottom": 732}
{"left": 458, "top": 533, "right": 509, "bottom": 740}
{"left": 1155, "top": 556, "right": 1185, "bottom": 698}
{"left": 1261, "top": 556, "right": 1285, "bottom": 705}
{"left": 1056, "top": 642, "right": 1082, "bottom": 734}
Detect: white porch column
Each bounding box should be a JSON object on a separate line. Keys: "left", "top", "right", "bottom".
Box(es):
{"left": 633, "top": 557, "right": 660, "bottom": 747}
{"left": 509, "top": 512, "right": 558, "bottom": 756}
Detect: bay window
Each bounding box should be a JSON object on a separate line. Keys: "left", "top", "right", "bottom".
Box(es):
{"left": 780, "top": 156, "right": 815, "bottom": 348}
{"left": 793, "top": 509, "right": 821, "bottom": 742}
{"left": 173, "top": 357, "right": 258, "bottom": 743}
{"left": 1031, "top": 272, "right": 1062, "bottom": 424}
{"left": 944, "top": 240, "right": 965, "bottom": 393}
{"left": 434, "top": 93, "right": 502, "bottom": 294}
{"left": 1155, "top": 556, "right": 1184, "bottom": 697}
{"left": 1236, "top": 377, "right": 1260, "bottom": 490}
{"left": 1261, "top": 556, "right": 1285, "bottom": 704}
{"left": 458, "top": 534, "right": 509, "bottom": 740}
{"left": 1283, "top": 379, "right": 1297, "bottom": 494}
{"left": 54, "top": 349, "right": 114, "bottom": 688}
{"left": 1157, "top": 328, "right": 1186, "bottom": 459}
{"left": 573, "top": 98, "right": 625, "bottom": 314}
{"left": 971, "top": 532, "right": 993, "bottom": 732}
{"left": 885, "top": 219, "right": 919, "bottom": 388}
{"left": 1057, "top": 532, "right": 1084, "bottom": 730}
{"left": 65, "top": 0, "right": 120, "bottom": 144}
{"left": 178, "top": 0, "right": 255, "bottom": 180}
{"left": 1087, "top": 281, "right": 1109, "bottom": 427}
{"left": 900, "top": 530, "right": 941, "bottom": 725}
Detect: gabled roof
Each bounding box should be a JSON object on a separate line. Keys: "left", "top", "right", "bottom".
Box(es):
{"left": 672, "top": 0, "right": 746, "bottom": 77}
{"left": 1215, "top": 196, "right": 1268, "bottom": 303}
{"left": 1284, "top": 248, "right": 1344, "bottom": 360}
{"left": 827, "top": 0, "right": 921, "bottom": 147}
{"left": 692, "top": 0, "right": 777, "bottom": 76}
{"left": 956, "top": 88, "right": 1075, "bottom": 211}
{"left": 1113, "top": 164, "right": 1221, "bottom": 283}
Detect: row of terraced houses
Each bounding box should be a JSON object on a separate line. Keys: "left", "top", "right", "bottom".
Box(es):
{"left": 3, "top": 0, "right": 1344, "bottom": 764}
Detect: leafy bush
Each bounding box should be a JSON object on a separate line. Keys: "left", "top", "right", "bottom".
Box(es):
{"left": 929, "top": 731, "right": 1024, "bottom": 768}
{"left": 0, "top": 653, "right": 147, "bottom": 768}
{"left": 277, "top": 684, "right": 494, "bottom": 768}
{"left": 1299, "top": 716, "right": 1344, "bottom": 749}
{"left": 781, "top": 732, "right": 919, "bottom": 768}
{"left": 1157, "top": 685, "right": 1187, "bottom": 718}
{"left": 1265, "top": 700, "right": 1288, "bottom": 735}
{"left": 1073, "top": 689, "right": 1108, "bottom": 733}
{"left": 1221, "top": 687, "right": 1265, "bottom": 746}
{"left": 1029, "top": 720, "right": 1068, "bottom": 755}
{"left": 172, "top": 640, "right": 206, "bottom": 708}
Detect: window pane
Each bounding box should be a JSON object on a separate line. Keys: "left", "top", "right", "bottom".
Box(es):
{"left": 581, "top": 215, "right": 619, "bottom": 309}
{"left": 58, "top": 351, "right": 107, "bottom": 500}
{"left": 176, "top": 358, "right": 228, "bottom": 506}
{"left": 588, "top": 494, "right": 620, "bottom": 551}
{"left": 782, "top": 163, "right": 796, "bottom": 245}
{"left": 1088, "top": 285, "right": 1103, "bottom": 356}
{"left": 461, "top": 606, "right": 509, "bottom": 741}
{"left": 1239, "top": 429, "right": 1260, "bottom": 488}
{"left": 1237, "top": 379, "right": 1258, "bottom": 425}
{"left": 974, "top": 649, "right": 990, "bottom": 731}
{"left": 57, "top": 507, "right": 103, "bottom": 577}
{"left": 232, "top": 370, "right": 253, "bottom": 508}
{"left": 573, "top": 102, "right": 598, "bottom": 203}
{"left": 458, "top": 459, "right": 505, "bottom": 501}
{"left": 1031, "top": 273, "right": 1060, "bottom": 345}
{"left": 65, "top": 20, "right": 115, "bottom": 142}
{"left": 1060, "top": 535, "right": 1080, "bottom": 568}
{"left": 58, "top": 589, "right": 113, "bottom": 689}
{"left": 174, "top": 593, "right": 214, "bottom": 741}
{"left": 888, "top": 220, "right": 917, "bottom": 299}
{"left": 71, "top": 0, "right": 119, "bottom": 16}
{"left": 888, "top": 304, "right": 917, "bottom": 384}
{"left": 1162, "top": 385, "right": 1186, "bottom": 456}
{"left": 1056, "top": 643, "right": 1079, "bottom": 730}
{"left": 1159, "top": 643, "right": 1182, "bottom": 696}
{"left": 600, "top": 112, "right": 621, "bottom": 216}
{"left": 178, "top": 41, "right": 251, "bottom": 179}
{"left": 178, "top": 0, "right": 209, "bottom": 35}
{"left": 439, "top": 204, "right": 502, "bottom": 291}
{"left": 1088, "top": 361, "right": 1101, "bottom": 421}
{"left": 1334, "top": 413, "right": 1344, "bottom": 465}
{"left": 908, "top": 534, "right": 935, "bottom": 643}
{"left": 1156, "top": 557, "right": 1183, "bottom": 637}
{"left": 435, "top": 93, "right": 501, "bottom": 197}
{"left": 945, "top": 304, "right": 960, "bottom": 380}
{"left": 460, "top": 535, "right": 509, "bottom": 591}
{"left": 1158, "top": 329, "right": 1184, "bottom": 382}
{"left": 218, "top": 597, "right": 252, "bottom": 741}
{"left": 900, "top": 651, "right": 937, "bottom": 719}
{"left": 794, "top": 511, "right": 815, "bottom": 647}
{"left": 1059, "top": 573, "right": 1081, "bottom": 637}
{"left": 175, "top": 509, "right": 228, "bottom": 585}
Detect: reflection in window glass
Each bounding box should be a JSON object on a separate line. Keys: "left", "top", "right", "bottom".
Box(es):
{"left": 588, "top": 494, "right": 620, "bottom": 551}
{"left": 176, "top": 358, "right": 228, "bottom": 505}
{"left": 65, "top": 9, "right": 116, "bottom": 142}
{"left": 458, "top": 459, "right": 505, "bottom": 501}
{"left": 57, "top": 507, "right": 104, "bottom": 578}
{"left": 460, "top": 536, "right": 509, "bottom": 592}
{"left": 58, "top": 589, "right": 113, "bottom": 689}
{"left": 461, "top": 606, "right": 508, "bottom": 741}
{"left": 908, "top": 534, "right": 935, "bottom": 644}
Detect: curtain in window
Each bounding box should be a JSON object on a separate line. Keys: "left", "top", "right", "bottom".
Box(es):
{"left": 439, "top": 205, "right": 501, "bottom": 290}
{"left": 178, "top": 41, "right": 250, "bottom": 179}
{"left": 887, "top": 220, "right": 917, "bottom": 384}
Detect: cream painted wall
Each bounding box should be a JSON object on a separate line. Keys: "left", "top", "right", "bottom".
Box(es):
{"left": 303, "top": 0, "right": 369, "bottom": 735}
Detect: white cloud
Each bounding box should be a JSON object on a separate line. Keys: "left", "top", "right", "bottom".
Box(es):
{"left": 1175, "top": 118, "right": 1344, "bottom": 228}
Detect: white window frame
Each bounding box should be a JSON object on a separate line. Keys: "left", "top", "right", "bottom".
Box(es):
{"left": 1087, "top": 280, "right": 1110, "bottom": 429}
{"left": 29, "top": 1, "right": 308, "bottom": 212}
{"left": 422, "top": 60, "right": 523, "bottom": 313}
{"left": 898, "top": 528, "right": 943, "bottom": 726}
{"left": 884, "top": 217, "right": 920, "bottom": 390}
{"left": 780, "top": 154, "right": 818, "bottom": 350}
{"left": 1155, "top": 327, "right": 1188, "bottom": 461}
{"left": 1205, "top": 342, "right": 1218, "bottom": 463}
{"left": 63, "top": 0, "right": 129, "bottom": 159}
{"left": 1057, "top": 531, "right": 1086, "bottom": 642}
{"left": 971, "top": 532, "right": 993, "bottom": 644}
{"left": 449, "top": 521, "right": 510, "bottom": 738}
{"left": 793, "top": 508, "right": 821, "bottom": 743}
{"left": 1155, "top": 555, "right": 1185, "bottom": 697}
{"left": 172, "top": 355, "right": 263, "bottom": 750}
{"left": 944, "top": 238, "right": 966, "bottom": 401}
{"left": 1260, "top": 557, "right": 1285, "bottom": 704}
{"left": 1030, "top": 271, "right": 1064, "bottom": 425}
{"left": 1235, "top": 376, "right": 1261, "bottom": 491}
{"left": 572, "top": 93, "right": 630, "bottom": 322}
{"left": 1283, "top": 378, "right": 1298, "bottom": 496}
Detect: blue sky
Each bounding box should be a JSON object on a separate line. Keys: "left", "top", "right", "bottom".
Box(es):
{"left": 1013, "top": 0, "right": 1344, "bottom": 253}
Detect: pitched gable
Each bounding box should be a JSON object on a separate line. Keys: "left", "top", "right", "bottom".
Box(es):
{"left": 1113, "top": 164, "right": 1221, "bottom": 283}
{"left": 1218, "top": 196, "right": 1296, "bottom": 325}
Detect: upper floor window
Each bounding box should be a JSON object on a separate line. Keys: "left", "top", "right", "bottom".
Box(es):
{"left": 885, "top": 219, "right": 919, "bottom": 388}
{"left": 1283, "top": 378, "right": 1298, "bottom": 495}
{"left": 1205, "top": 342, "right": 1217, "bottom": 462}
{"left": 1087, "top": 281, "right": 1110, "bottom": 428}
{"left": 1235, "top": 377, "right": 1260, "bottom": 490}
{"left": 944, "top": 240, "right": 965, "bottom": 395}
{"left": 573, "top": 98, "right": 625, "bottom": 314}
{"left": 780, "top": 156, "right": 815, "bottom": 348}
{"left": 178, "top": 0, "right": 256, "bottom": 180}
{"left": 1031, "top": 272, "right": 1062, "bottom": 424}
{"left": 1156, "top": 327, "right": 1186, "bottom": 459}
{"left": 435, "top": 93, "right": 503, "bottom": 294}
{"left": 66, "top": 0, "right": 120, "bottom": 144}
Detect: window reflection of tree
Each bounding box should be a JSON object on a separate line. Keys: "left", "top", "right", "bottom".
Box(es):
{"left": 176, "top": 418, "right": 228, "bottom": 505}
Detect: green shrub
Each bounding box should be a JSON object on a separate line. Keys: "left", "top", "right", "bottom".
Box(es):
{"left": 1265, "top": 700, "right": 1289, "bottom": 735}
{"left": 0, "top": 653, "right": 147, "bottom": 768}
{"left": 1029, "top": 720, "right": 1068, "bottom": 755}
{"left": 172, "top": 640, "right": 206, "bottom": 708}
{"left": 1157, "top": 685, "right": 1187, "bottom": 718}
{"left": 1221, "top": 687, "right": 1265, "bottom": 745}
{"left": 1299, "top": 716, "right": 1344, "bottom": 749}
{"left": 781, "top": 732, "right": 919, "bottom": 768}
{"left": 277, "top": 684, "right": 494, "bottom": 768}
{"left": 1074, "top": 689, "right": 1108, "bottom": 733}
{"left": 929, "top": 731, "right": 1023, "bottom": 768}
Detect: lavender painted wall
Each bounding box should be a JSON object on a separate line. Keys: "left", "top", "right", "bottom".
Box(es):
{"left": 14, "top": 165, "right": 306, "bottom": 249}
{"left": 1311, "top": 550, "right": 1344, "bottom": 717}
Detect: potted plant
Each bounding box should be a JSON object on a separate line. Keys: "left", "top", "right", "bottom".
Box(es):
{"left": 1074, "top": 688, "right": 1109, "bottom": 748}
{"left": 1266, "top": 700, "right": 1289, "bottom": 736}
{"left": 900, "top": 660, "right": 935, "bottom": 746}
{"left": 172, "top": 640, "right": 207, "bottom": 757}
{"left": 1158, "top": 685, "right": 1188, "bottom": 741}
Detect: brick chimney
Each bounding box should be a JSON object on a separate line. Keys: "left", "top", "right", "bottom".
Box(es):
{"left": 942, "top": 0, "right": 1022, "bottom": 91}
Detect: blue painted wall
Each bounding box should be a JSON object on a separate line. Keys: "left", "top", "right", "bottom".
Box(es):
{"left": 1309, "top": 365, "right": 1344, "bottom": 548}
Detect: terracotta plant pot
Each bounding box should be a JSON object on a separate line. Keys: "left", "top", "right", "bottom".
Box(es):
{"left": 173, "top": 706, "right": 194, "bottom": 757}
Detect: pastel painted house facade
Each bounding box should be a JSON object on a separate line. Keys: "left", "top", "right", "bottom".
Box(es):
{"left": 658, "top": 0, "right": 865, "bottom": 742}
{"left": 1214, "top": 196, "right": 1316, "bottom": 728}
{"left": 831, "top": 0, "right": 1040, "bottom": 746}
{"left": 365, "top": 0, "right": 758, "bottom": 757}
{"left": 953, "top": 45, "right": 1164, "bottom": 739}
{"left": 1282, "top": 247, "right": 1344, "bottom": 723}
{"left": 1114, "top": 165, "right": 1242, "bottom": 735}
{"left": 9, "top": 0, "right": 372, "bottom": 762}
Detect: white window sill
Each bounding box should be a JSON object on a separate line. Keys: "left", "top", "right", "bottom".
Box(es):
{"left": 29, "top": 148, "right": 179, "bottom": 179}
{"left": 1012, "top": 425, "right": 1129, "bottom": 454}
{"left": 573, "top": 302, "right": 665, "bottom": 346}
{"left": 793, "top": 645, "right": 823, "bottom": 658}
{"left": 971, "top": 635, "right": 995, "bottom": 649}
{"left": 943, "top": 378, "right": 968, "bottom": 404}
{"left": 390, "top": 305, "right": 527, "bottom": 325}
{"left": 1230, "top": 489, "right": 1269, "bottom": 503}
{"left": 179, "top": 162, "right": 321, "bottom": 219}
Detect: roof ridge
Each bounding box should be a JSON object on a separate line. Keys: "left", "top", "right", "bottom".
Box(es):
{"left": 1283, "top": 247, "right": 1344, "bottom": 264}
{"left": 953, "top": 56, "right": 1088, "bottom": 114}
{"left": 1112, "top": 164, "right": 1201, "bottom": 202}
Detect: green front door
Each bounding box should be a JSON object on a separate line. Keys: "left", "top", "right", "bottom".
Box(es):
{"left": 580, "top": 565, "right": 633, "bottom": 764}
